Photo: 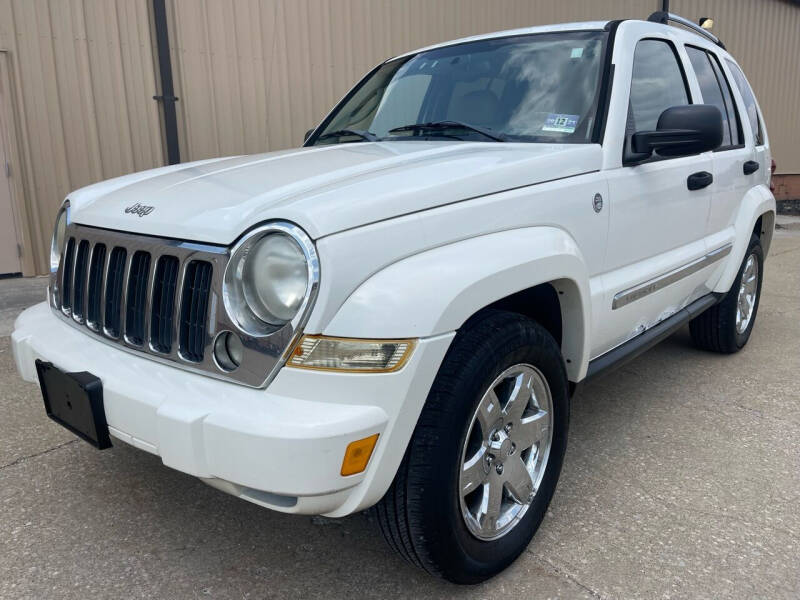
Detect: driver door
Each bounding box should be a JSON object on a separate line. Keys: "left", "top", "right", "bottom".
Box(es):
{"left": 595, "top": 38, "right": 713, "bottom": 357}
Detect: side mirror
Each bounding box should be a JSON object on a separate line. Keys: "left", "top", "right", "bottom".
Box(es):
{"left": 304, "top": 128, "right": 316, "bottom": 144}
{"left": 629, "top": 105, "right": 723, "bottom": 161}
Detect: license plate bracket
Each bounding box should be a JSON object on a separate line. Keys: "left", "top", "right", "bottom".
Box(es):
{"left": 35, "top": 359, "right": 112, "bottom": 449}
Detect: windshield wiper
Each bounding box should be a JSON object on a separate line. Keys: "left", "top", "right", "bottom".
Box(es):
{"left": 316, "top": 129, "right": 378, "bottom": 142}
{"left": 388, "top": 120, "right": 506, "bottom": 142}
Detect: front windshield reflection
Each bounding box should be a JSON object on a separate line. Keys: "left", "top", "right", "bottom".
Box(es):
{"left": 312, "top": 31, "right": 606, "bottom": 145}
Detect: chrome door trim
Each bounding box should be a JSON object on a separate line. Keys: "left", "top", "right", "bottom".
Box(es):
{"left": 612, "top": 243, "right": 732, "bottom": 310}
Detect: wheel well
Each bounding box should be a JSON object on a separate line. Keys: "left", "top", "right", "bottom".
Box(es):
{"left": 753, "top": 216, "right": 762, "bottom": 239}
{"left": 753, "top": 211, "right": 775, "bottom": 256}
{"left": 460, "top": 279, "right": 585, "bottom": 382}
{"left": 486, "top": 283, "right": 563, "bottom": 347}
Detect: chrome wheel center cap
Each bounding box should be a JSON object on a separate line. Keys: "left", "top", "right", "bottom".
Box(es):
{"left": 489, "top": 429, "right": 513, "bottom": 460}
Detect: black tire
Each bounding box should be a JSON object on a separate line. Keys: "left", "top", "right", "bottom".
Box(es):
{"left": 690, "top": 235, "right": 764, "bottom": 353}
{"left": 374, "top": 309, "right": 569, "bottom": 584}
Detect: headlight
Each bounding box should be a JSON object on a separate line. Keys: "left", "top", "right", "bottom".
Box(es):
{"left": 242, "top": 234, "right": 307, "bottom": 323}
{"left": 50, "top": 203, "right": 69, "bottom": 272}
{"left": 223, "top": 222, "right": 318, "bottom": 335}
{"left": 287, "top": 336, "right": 415, "bottom": 372}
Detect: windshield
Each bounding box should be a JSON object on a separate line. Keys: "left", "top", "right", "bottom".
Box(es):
{"left": 310, "top": 31, "right": 607, "bottom": 145}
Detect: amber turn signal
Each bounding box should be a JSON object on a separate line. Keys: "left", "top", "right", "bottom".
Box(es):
{"left": 341, "top": 434, "right": 379, "bottom": 476}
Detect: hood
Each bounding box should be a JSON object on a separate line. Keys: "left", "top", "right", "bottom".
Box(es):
{"left": 68, "top": 142, "right": 601, "bottom": 244}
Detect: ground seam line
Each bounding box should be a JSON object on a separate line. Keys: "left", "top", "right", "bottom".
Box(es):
{"left": 528, "top": 550, "right": 607, "bottom": 599}
{"left": 0, "top": 439, "right": 79, "bottom": 471}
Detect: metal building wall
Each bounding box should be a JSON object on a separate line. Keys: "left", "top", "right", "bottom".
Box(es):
{"left": 166, "top": 0, "right": 648, "bottom": 158}
{"left": 1, "top": 0, "right": 798, "bottom": 275}
{"left": 0, "top": 0, "right": 164, "bottom": 275}
{"left": 671, "top": 0, "right": 800, "bottom": 177}
{"left": 167, "top": 0, "right": 800, "bottom": 173}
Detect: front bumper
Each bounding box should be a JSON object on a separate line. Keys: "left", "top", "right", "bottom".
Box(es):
{"left": 12, "top": 302, "right": 453, "bottom": 516}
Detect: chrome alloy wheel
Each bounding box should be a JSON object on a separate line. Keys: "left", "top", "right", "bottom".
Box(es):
{"left": 458, "top": 364, "right": 554, "bottom": 540}
{"left": 736, "top": 254, "right": 759, "bottom": 334}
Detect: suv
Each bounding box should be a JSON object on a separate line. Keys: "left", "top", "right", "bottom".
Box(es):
{"left": 13, "top": 13, "right": 774, "bottom": 583}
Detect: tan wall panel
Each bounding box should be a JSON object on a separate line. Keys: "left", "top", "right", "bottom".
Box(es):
{"left": 671, "top": 0, "right": 800, "bottom": 175}
{"left": 0, "top": 0, "right": 163, "bottom": 275}
{"left": 170, "top": 0, "right": 651, "bottom": 159}
{"left": 2, "top": 0, "right": 798, "bottom": 273}
{"left": 169, "top": 0, "right": 800, "bottom": 175}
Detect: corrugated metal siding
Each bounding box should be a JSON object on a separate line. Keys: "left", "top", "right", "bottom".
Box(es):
{"left": 671, "top": 0, "right": 800, "bottom": 177}
{"left": 0, "top": 0, "right": 163, "bottom": 275}
{"left": 167, "top": 0, "right": 647, "bottom": 159}
{"left": 167, "top": 0, "right": 800, "bottom": 171}
{"left": 1, "top": 0, "right": 798, "bottom": 274}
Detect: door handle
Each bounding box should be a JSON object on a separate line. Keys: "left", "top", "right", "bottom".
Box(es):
{"left": 687, "top": 171, "right": 713, "bottom": 191}
{"left": 743, "top": 160, "right": 760, "bottom": 175}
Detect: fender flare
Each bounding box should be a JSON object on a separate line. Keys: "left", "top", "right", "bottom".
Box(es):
{"left": 713, "top": 185, "right": 776, "bottom": 295}
{"left": 324, "top": 226, "right": 592, "bottom": 381}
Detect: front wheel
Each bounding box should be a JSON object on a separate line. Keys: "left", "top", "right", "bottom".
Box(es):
{"left": 374, "top": 310, "right": 569, "bottom": 583}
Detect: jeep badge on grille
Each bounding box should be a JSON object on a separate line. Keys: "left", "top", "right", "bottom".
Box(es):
{"left": 124, "top": 203, "right": 155, "bottom": 217}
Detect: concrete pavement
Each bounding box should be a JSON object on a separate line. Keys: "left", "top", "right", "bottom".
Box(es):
{"left": 1, "top": 228, "right": 798, "bottom": 599}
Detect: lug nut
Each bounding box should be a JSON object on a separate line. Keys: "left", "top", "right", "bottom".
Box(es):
{"left": 509, "top": 442, "right": 516, "bottom": 455}
{"left": 504, "top": 423, "right": 513, "bottom": 433}
{"left": 495, "top": 463, "right": 504, "bottom": 475}
{"left": 485, "top": 454, "right": 494, "bottom": 464}
{"left": 491, "top": 432, "right": 500, "bottom": 442}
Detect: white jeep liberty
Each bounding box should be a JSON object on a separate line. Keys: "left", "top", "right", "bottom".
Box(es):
{"left": 13, "top": 13, "right": 775, "bottom": 583}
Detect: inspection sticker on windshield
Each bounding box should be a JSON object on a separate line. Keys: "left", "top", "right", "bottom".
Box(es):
{"left": 542, "top": 113, "right": 579, "bottom": 134}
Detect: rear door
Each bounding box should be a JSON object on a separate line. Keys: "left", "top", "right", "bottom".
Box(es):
{"left": 725, "top": 58, "right": 771, "bottom": 197}
{"left": 684, "top": 46, "right": 750, "bottom": 253}
{"left": 596, "top": 37, "right": 714, "bottom": 356}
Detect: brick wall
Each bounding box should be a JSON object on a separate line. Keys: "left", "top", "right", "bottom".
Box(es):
{"left": 773, "top": 174, "right": 800, "bottom": 202}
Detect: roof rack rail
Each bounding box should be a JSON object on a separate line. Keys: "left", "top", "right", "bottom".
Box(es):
{"left": 647, "top": 11, "right": 726, "bottom": 49}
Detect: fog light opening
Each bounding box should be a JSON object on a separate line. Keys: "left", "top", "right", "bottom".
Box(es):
{"left": 214, "top": 331, "right": 244, "bottom": 372}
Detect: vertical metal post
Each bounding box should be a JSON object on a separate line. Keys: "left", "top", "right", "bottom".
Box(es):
{"left": 662, "top": 0, "right": 670, "bottom": 12}
{"left": 152, "top": 0, "right": 181, "bottom": 165}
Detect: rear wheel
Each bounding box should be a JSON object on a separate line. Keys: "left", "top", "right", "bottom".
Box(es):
{"left": 374, "top": 310, "right": 569, "bottom": 583}
{"left": 690, "top": 235, "right": 764, "bottom": 353}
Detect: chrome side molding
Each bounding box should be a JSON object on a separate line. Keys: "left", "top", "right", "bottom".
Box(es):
{"left": 612, "top": 244, "right": 732, "bottom": 310}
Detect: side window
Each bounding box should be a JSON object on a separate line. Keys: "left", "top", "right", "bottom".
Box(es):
{"left": 725, "top": 59, "right": 764, "bottom": 146}
{"left": 627, "top": 39, "right": 689, "bottom": 134}
{"left": 708, "top": 53, "right": 743, "bottom": 146}
{"left": 686, "top": 46, "right": 735, "bottom": 147}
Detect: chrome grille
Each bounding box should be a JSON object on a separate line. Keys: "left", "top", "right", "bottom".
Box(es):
{"left": 53, "top": 224, "right": 225, "bottom": 378}
{"left": 150, "top": 255, "right": 180, "bottom": 354}
{"left": 179, "top": 260, "right": 213, "bottom": 362}
{"left": 50, "top": 222, "right": 312, "bottom": 388}
{"left": 61, "top": 238, "right": 76, "bottom": 314}
{"left": 86, "top": 243, "right": 106, "bottom": 329}
{"left": 124, "top": 251, "right": 151, "bottom": 346}
{"left": 104, "top": 247, "right": 126, "bottom": 338}
{"left": 72, "top": 240, "right": 90, "bottom": 321}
